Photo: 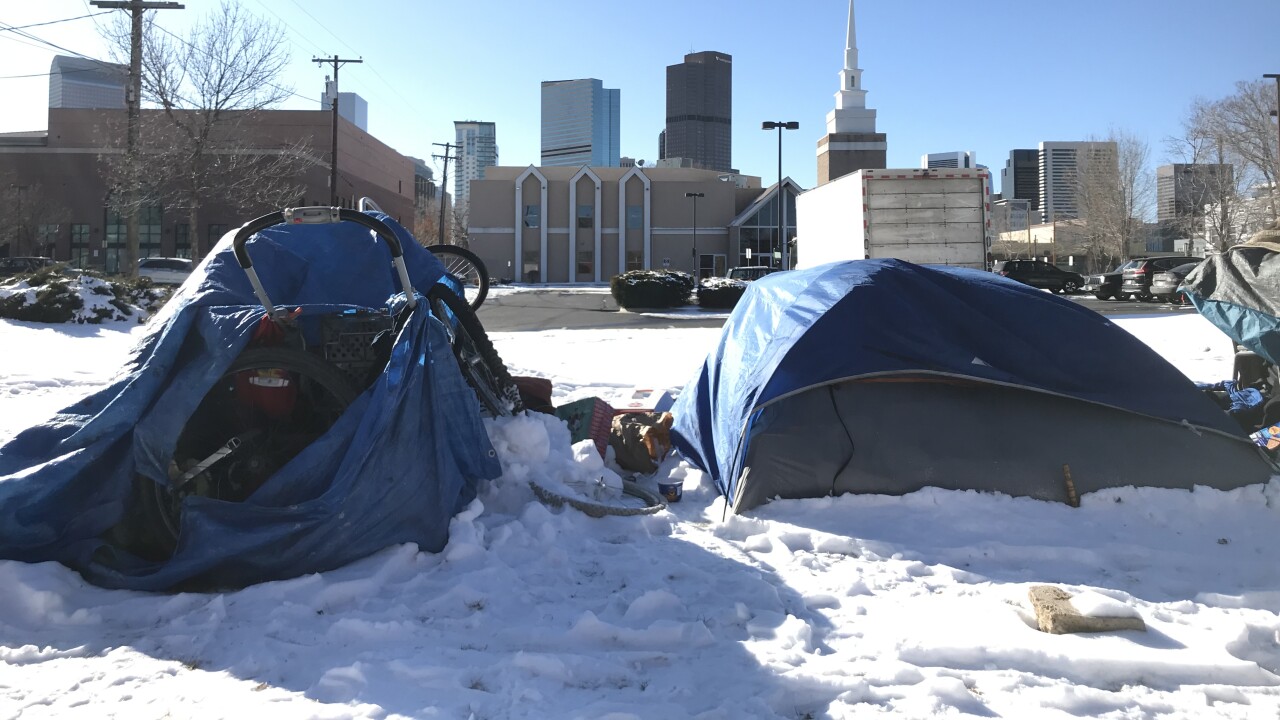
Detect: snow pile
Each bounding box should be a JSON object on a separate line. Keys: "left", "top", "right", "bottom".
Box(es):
{"left": 0, "top": 271, "right": 167, "bottom": 324}
{"left": 2, "top": 311, "right": 1280, "bottom": 718}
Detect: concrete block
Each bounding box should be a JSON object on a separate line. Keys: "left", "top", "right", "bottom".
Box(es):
{"left": 1029, "top": 585, "right": 1146, "bottom": 635}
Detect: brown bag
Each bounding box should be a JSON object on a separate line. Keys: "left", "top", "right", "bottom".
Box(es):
{"left": 609, "top": 412, "right": 673, "bottom": 474}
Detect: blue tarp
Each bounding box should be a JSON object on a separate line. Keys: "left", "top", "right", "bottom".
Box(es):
{"left": 671, "top": 259, "right": 1247, "bottom": 501}
{"left": 0, "top": 213, "right": 502, "bottom": 590}
{"left": 1183, "top": 242, "right": 1280, "bottom": 366}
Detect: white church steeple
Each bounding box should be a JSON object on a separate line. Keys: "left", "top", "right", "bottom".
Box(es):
{"left": 826, "top": 0, "right": 878, "bottom": 134}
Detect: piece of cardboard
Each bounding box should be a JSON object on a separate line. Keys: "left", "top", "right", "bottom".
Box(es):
{"left": 615, "top": 387, "right": 675, "bottom": 413}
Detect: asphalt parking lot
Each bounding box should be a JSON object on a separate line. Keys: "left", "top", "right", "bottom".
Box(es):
{"left": 476, "top": 286, "right": 1194, "bottom": 332}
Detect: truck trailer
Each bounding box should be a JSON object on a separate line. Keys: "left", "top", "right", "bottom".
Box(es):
{"left": 795, "top": 168, "right": 991, "bottom": 270}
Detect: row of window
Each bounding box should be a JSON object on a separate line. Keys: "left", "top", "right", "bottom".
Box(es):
{"left": 28, "top": 213, "right": 228, "bottom": 272}
{"left": 522, "top": 205, "right": 646, "bottom": 230}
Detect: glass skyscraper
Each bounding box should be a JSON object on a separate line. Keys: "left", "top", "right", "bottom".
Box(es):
{"left": 540, "top": 79, "right": 620, "bottom": 167}
{"left": 454, "top": 121, "right": 497, "bottom": 207}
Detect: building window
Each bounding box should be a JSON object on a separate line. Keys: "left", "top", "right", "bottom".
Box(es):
{"left": 104, "top": 209, "right": 125, "bottom": 273}
{"left": 37, "top": 224, "right": 59, "bottom": 257}
{"left": 626, "top": 205, "right": 643, "bottom": 230}
{"left": 577, "top": 249, "right": 593, "bottom": 276}
{"left": 70, "top": 224, "right": 90, "bottom": 267}
{"left": 523, "top": 204, "right": 540, "bottom": 228}
{"left": 140, "top": 205, "right": 162, "bottom": 257}
{"left": 174, "top": 223, "right": 191, "bottom": 258}
{"left": 577, "top": 204, "right": 593, "bottom": 229}
{"left": 208, "top": 224, "right": 228, "bottom": 247}
{"left": 626, "top": 250, "right": 643, "bottom": 271}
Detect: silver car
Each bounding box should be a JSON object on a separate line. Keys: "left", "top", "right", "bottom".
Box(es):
{"left": 137, "top": 257, "right": 193, "bottom": 285}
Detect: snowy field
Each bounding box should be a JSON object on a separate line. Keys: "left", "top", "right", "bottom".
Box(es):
{"left": 2, "top": 309, "right": 1280, "bottom": 719}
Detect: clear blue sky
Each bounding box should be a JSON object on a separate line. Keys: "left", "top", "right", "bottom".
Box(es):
{"left": 4, "top": 0, "right": 1279, "bottom": 194}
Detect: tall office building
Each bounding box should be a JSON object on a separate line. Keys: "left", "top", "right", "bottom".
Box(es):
{"left": 48, "top": 55, "right": 125, "bottom": 109}
{"left": 1001, "top": 149, "right": 1041, "bottom": 211}
{"left": 816, "top": 0, "right": 887, "bottom": 185}
{"left": 1038, "top": 141, "right": 1117, "bottom": 220}
{"left": 541, "top": 79, "right": 620, "bottom": 167}
{"left": 454, "top": 121, "right": 497, "bottom": 207}
{"left": 663, "top": 51, "right": 732, "bottom": 172}
{"left": 321, "top": 77, "right": 368, "bottom": 131}
{"left": 921, "top": 151, "right": 976, "bottom": 169}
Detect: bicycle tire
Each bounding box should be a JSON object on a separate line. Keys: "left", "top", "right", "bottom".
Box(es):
{"left": 528, "top": 478, "right": 666, "bottom": 518}
{"left": 428, "top": 245, "right": 489, "bottom": 310}
{"left": 427, "top": 284, "right": 523, "bottom": 417}
{"left": 148, "top": 347, "right": 360, "bottom": 548}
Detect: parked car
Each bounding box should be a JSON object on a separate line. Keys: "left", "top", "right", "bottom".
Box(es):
{"left": 1120, "top": 256, "right": 1200, "bottom": 301}
{"left": 992, "top": 259, "right": 1083, "bottom": 294}
{"left": 726, "top": 265, "right": 779, "bottom": 282}
{"left": 1083, "top": 259, "right": 1142, "bottom": 300}
{"left": 0, "top": 256, "right": 56, "bottom": 278}
{"left": 1149, "top": 261, "right": 1201, "bottom": 305}
{"left": 137, "top": 257, "right": 194, "bottom": 285}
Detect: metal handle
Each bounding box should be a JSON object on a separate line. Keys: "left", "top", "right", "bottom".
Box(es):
{"left": 231, "top": 206, "right": 416, "bottom": 316}
{"left": 357, "top": 196, "right": 385, "bottom": 213}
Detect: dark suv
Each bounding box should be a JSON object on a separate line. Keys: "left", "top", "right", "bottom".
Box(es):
{"left": 993, "top": 259, "right": 1084, "bottom": 294}
{"left": 1120, "top": 256, "right": 1200, "bottom": 301}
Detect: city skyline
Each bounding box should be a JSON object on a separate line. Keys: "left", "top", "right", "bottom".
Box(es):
{"left": 2, "top": 0, "right": 1279, "bottom": 195}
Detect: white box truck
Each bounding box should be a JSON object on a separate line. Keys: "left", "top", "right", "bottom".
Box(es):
{"left": 795, "top": 168, "right": 991, "bottom": 270}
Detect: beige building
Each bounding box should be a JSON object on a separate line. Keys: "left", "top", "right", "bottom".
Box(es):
{"left": 0, "top": 108, "right": 415, "bottom": 269}
{"left": 467, "top": 166, "right": 803, "bottom": 284}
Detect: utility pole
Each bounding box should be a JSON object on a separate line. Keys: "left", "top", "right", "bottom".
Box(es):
{"left": 91, "top": 0, "right": 183, "bottom": 276}
{"left": 314, "top": 55, "right": 362, "bottom": 206}
{"left": 432, "top": 142, "right": 460, "bottom": 245}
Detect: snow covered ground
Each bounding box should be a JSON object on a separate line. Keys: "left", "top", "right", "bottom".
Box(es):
{"left": 2, "top": 309, "right": 1280, "bottom": 719}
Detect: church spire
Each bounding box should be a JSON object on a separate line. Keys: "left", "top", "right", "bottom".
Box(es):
{"left": 845, "top": 0, "right": 858, "bottom": 72}
{"left": 827, "top": 0, "right": 876, "bottom": 134}
{"left": 816, "top": 0, "right": 886, "bottom": 184}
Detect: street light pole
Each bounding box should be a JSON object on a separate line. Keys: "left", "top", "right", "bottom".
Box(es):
{"left": 1264, "top": 74, "right": 1280, "bottom": 187}
{"left": 685, "top": 191, "right": 704, "bottom": 277}
{"left": 762, "top": 121, "right": 799, "bottom": 269}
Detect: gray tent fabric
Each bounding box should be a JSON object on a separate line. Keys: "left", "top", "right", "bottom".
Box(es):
{"left": 738, "top": 378, "right": 1274, "bottom": 512}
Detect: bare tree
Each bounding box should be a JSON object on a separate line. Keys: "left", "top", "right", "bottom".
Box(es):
{"left": 413, "top": 199, "right": 442, "bottom": 248}
{"left": 1166, "top": 81, "right": 1280, "bottom": 249}
{"left": 1213, "top": 80, "right": 1279, "bottom": 221}
{"left": 0, "top": 178, "right": 68, "bottom": 259}
{"left": 105, "top": 1, "right": 307, "bottom": 261}
{"left": 1076, "top": 131, "right": 1152, "bottom": 271}
{"left": 449, "top": 200, "right": 470, "bottom": 248}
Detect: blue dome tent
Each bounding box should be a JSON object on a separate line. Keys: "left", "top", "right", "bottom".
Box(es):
{"left": 671, "top": 259, "right": 1274, "bottom": 513}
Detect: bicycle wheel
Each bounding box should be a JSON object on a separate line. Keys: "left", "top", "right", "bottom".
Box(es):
{"left": 147, "top": 347, "right": 360, "bottom": 549}
{"left": 428, "top": 245, "right": 489, "bottom": 310}
{"left": 427, "top": 284, "right": 523, "bottom": 417}
{"left": 528, "top": 477, "right": 666, "bottom": 518}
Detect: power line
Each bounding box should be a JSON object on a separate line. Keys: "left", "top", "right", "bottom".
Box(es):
{"left": 0, "top": 12, "right": 112, "bottom": 32}
{"left": 284, "top": 0, "right": 359, "bottom": 57}
{"left": 246, "top": 0, "right": 326, "bottom": 57}
{"left": 0, "top": 21, "right": 104, "bottom": 62}
{"left": 0, "top": 67, "right": 119, "bottom": 80}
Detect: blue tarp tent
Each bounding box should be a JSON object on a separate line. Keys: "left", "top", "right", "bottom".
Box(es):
{"left": 0, "top": 212, "right": 501, "bottom": 590}
{"left": 1183, "top": 232, "right": 1280, "bottom": 366}
{"left": 672, "top": 259, "right": 1273, "bottom": 513}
